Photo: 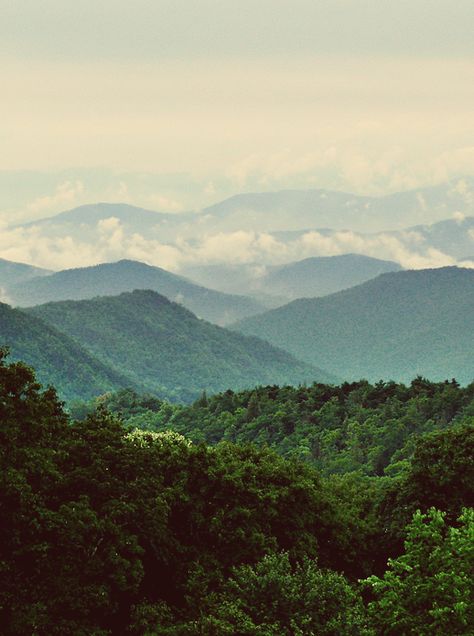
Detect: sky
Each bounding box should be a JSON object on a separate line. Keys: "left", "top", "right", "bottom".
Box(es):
{"left": 0, "top": 1, "right": 473, "bottom": 223}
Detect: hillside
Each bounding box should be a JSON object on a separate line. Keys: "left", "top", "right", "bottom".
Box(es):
{"left": 182, "top": 254, "right": 402, "bottom": 301}
{"left": 0, "top": 257, "right": 51, "bottom": 289}
{"left": 234, "top": 267, "right": 474, "bottom": 384}
{"left": 0, "top": 302, "right": 129, "bottom": 400}
{"left": 27, "top": 290, "right": 335, "bottom": 401}
{"left": 262, "top": 254, "right": 403, "bottom": 299}
{"left": 8, "top": 259, "right": 265, "bottom": 326}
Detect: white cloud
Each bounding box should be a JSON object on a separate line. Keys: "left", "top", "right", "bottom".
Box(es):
{"left": 145, "top": 194, "right": 183, "bottom": 212}
{"left": 27, "top": 180, "right": 85, "bottom": 216}
{"left": 0, "top": 212, "right": 466, "bottom": 276}
{"left": 294, "top": 229, "right": 456, "bottom": 269}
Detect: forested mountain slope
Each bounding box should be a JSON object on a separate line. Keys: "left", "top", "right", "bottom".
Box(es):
{"left": 0, "top": 302, "right": 129, "bottom": 400}
{"left": 9, "top": 259, "right": 265, "bottom": 325}
{"left": 28, "top": 290, "right": 334, "bottom": 402}
{"left": 234, "top": 267, "right": 474, "bottom": 384}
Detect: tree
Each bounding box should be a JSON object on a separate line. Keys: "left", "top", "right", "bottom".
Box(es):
{"left": 196, "top": 552, "right": 371, "bottom": 635}
{"left": 363, "top": 508, "right": 474, "bottom": 636}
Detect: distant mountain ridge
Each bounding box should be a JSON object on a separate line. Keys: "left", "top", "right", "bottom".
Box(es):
{"left": 234, "top": 266, "right": 474, "bottom": 385}
{"left": 183, "top": 254, "right": 403, "bottom": 300}
{"left": 12, "top": 177, "right": 474, "bottom": 239}
{"left": 27, "top": 290, "right": 335, "bottom": 402}
{"left": 5, "top": 179, "right": 474, "bottom": 284}
{"left": 198, "top": 178, "right": 474, "bottom": 233}
{"left": 0, "top": 257, "right": 51, "bottom": 289}
{"left": 17, "top": 202, "right": 189, "bottom": 229}
{"left": 8, "top": 259, "right": 265, "bottom": 326}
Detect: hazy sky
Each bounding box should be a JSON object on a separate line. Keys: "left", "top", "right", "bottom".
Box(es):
{"left": 1, "top": 1, "right": 473, "bottom": 218}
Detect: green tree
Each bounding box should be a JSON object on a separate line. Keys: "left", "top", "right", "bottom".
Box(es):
{"left": 197, "top": 552, "right": 371, "bottom": 635}
{"left": 364, "top": 508, "right": 474, "bottom": 636}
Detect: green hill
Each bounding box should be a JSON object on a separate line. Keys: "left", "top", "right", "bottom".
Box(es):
{"left": 234, "top": 267, "right": 474, "bottom": 384}
{"left": 8, "top": 259, "right": 265, "bottom": 326}
{"left": 28, "top": 290, "right": 335, "bottom": 401}
{"left": 0, "top": 302, "right": 129, "bottom": 401}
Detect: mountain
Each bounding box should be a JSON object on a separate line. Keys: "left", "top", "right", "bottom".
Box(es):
{"left": 198, "top": 178, "right": 474, "bottom": 234}
{"left": 183, "top": 254, "right": 402, "bottom": 301}
{"left": 14, "top": 178, "right": 474, "bottom": 239}
{"left": 0, "top": 302, "right": 129, "bottom": 401}
{"left": 27, "top": 290, "right": 335, "bottom": 402}
{"left": 261, "top": 254, "right": 403, "bottom": 300}
{"left": 404, "top": 216, "right": 474, "bottom": 260}
{"left": 7, "top": 259, "right": 265, "bottom": 326}
{"left": 0, "top": 257, "right": 51, "bottom": 289}
{"left": 17, "top": 202, "right": 194, "bottom": 242}
{"left": 233, "top": 267, "right": 474, "bottom": 385}
{"left": 9, "top": 181, "right": 474, "bottom": 273}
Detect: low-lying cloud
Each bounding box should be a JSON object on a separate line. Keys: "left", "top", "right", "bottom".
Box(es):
{"left": 0, "top": 215, "right": 471, "bottom": 276}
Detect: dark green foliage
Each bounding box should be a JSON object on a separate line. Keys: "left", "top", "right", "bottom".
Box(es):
{"left": 27, "top": 289, "right": 332, "bottom": 402}
{"left": 401, "top": 424, "right": 474, "bottom": 516}
{"left": 106, "top": 379, "right": 474, "bottom": 477}
{"left": 380, "top": 423, "right": 474, "bottom": 547}
{"left": 234, "top": 266, "right": 474, "bottom": 384}
{"left": 1, "top": 353, "right": 472, "bottom": 635}
{"left": 364, "top": 508, "right": 474, "bottom": 635}
{"left": 193, "top": 552, "right": 372, "bottom": 635}
{"left": 0, "top": 353, "right": 351, "bottom": 634}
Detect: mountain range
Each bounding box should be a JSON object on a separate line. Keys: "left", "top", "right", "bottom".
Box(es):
{"left": 196, "top": 178, "right": 474, "bottom": 233}
{"left": 234, "top": 266, "right": 474, "bottom": 385}
{"left": 25, "top": 290, "right": 333, "bottom": 401}
{"left": 6, "top": 259, "right": 265, "bottom": 326}
{"left": 9, "top": 179, "right": 474, "bottom": 270}
{"left": 183, "top": 254, "right": 403, "bottom": 300}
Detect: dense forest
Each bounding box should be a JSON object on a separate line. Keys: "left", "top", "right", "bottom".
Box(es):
{"left": 27, "top": 290, "right": 330, "bottom": 400}
{"left": 2, "top": 351, "right": 473, "bottom": 634}
{"left": 73, "top": 378, "right": 474, "bottom": 478}
{"left": 0, "top": 303, "right": 129, "bottom": 401}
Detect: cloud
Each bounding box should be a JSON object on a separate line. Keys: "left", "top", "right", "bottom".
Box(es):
{"left": 145, "top": 194, "right": 183, "bottom": 212}
{"left": 27, "top": 180, "right": 85, "bottom": 216}
{"left": 453, "top": 211, "right": 466, "bottom": 223}
{"left": 0, "top": 212, "right": 466, "bottom": 276}
{"left": 295, "top": 229, "right": 456, "bottom": 269}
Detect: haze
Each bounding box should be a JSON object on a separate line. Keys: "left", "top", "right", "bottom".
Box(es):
{"left": 0, "top": 0, "right": 473, "bottom": 223}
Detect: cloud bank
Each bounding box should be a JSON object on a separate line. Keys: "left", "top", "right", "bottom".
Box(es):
{"left": 0, "top": 216, "right": 471, "bottom": 274}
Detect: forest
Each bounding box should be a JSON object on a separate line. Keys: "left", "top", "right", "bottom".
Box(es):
{"left": 1, "top": 351, "right": 472, "bottom": 634}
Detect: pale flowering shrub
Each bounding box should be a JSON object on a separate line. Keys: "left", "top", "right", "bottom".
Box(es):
{"left": 124, "top": 428, "right": 192, "bottom": 448}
